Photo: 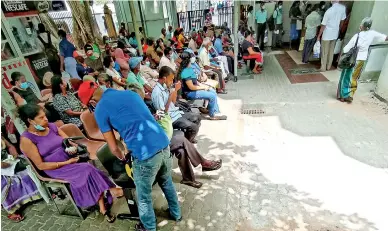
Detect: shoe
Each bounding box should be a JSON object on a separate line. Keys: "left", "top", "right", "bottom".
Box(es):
{"left": 202, "top": 160, "right": 222, "bottom": 171}
{"left": 209, "top": 114, "right": 227, "bottom": 120}
{"left": 180, "top": 180, "right": 203, "bottom": 188}
{"left": 135, "top": 223, "right": 149, "bottom": 231}
{"left": 191, "top": 139, "right": 198, "bottom": 144}
{"left": 199, "top": 107, "right": 209, "bottom": 114}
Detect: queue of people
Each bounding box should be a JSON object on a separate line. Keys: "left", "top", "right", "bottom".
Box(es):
{"left": 3, "top": 24, "right": 229, "bottom": 231}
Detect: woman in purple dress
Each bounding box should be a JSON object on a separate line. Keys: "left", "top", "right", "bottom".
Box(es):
{"left": 19, "top": 104, "right": 121, "bottom": 223}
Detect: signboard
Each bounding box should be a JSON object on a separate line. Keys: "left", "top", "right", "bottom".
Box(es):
{"left": 1, "top": 0, "right": 66, "bottom": 17}
{"left": 25, "top": 52, "right": 52, "bottom": 87}
{"left": 1, "top": 58, "right": 41, "bottom": 98}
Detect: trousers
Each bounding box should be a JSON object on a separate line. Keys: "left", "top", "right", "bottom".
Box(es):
{"left": 321, "top": 39, "right": 336, "bottom": 70}
{"left": 172, "top": 112, "right": 201, "bottom": 142}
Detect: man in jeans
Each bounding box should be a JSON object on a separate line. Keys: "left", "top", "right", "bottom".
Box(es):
{"left": 77, "top": 81, "right": 181, "bottom": 231}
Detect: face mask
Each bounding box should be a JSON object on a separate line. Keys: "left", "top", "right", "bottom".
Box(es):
{"left": 119, "top": 35, "right": 124, "bottom": 39}
{"left": 100, "top": 85, "right": 107, "bottom": 92}
{"left": 145, "top": 61, "right": 150, "bottom": 67}
{"left": 190, "top": 57, "right": 196, "bottom": 64}
{"left": 32, "top": 122, "right": 45, "bottom": 131}
{"left": 279, "top": 5, "right": 282, "bottom": 9}
{"left": 321, "top": 5, "right": 325, "bottom": 9}
{"left": 261, "top": 6, "right": 265, "bottom": 10}
{"left": 22, "top": 99, "right": 27, "bottom": 105}
{"left": 20, "top": 82, "right": 28, "bottom": 89}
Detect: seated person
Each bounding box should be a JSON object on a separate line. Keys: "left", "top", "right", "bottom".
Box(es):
{"left": 188, "top": 31, "right": 198, "bottom": 53}
{"left": 214, "top": 32, "right": 235, "bottom": 76}
{"left": 155, "top": 38, "right": 165, "bottom": 54}
{"left": 198, "top": 38, "right": 226, "bottom": 94}
{"left": 128, "top": 32, "right": 138, "bottom": 48}
{"left": 140, "top": 55, "right": 158, "bottom": 89}
{"left": 178, "top": 28, "right": 187, "bottom": 46}
{"left": 103, "top": 56, "right": 126, "bottom": 90}
{"left": 129, "top": 84, "right": 222, "bottom": 189}
{"left": 10, "top": 72, "right": 50, "bottom": 106}
{"left": 127, "top": 57, "right": 153, "bottom": 99}
{"left": 241, "top": 30, "right": 263, "bottom": 74}
{"left": 75, "top": 56, "right": 99, "bottom": 79}
{"left": 51, "top": 76, "right": 86, "bottom": 128}
{"left": 178, "top": 52, "right": 227, "bottom": 120}
{"left": 114, "top": 45, "right": 130, "bottom": 78}
{"left": 98, "top": 73, "right": 124, "bottom": 92}
{"left": 145, "top": 38, "right": 161, "bottom": 69}
{"left": 2, "top": 137, "right": 41, "bottom": 222}
{"left": 159, "top": 47, "right": 177, "bottom": 71}
{"left": 19, "top": 104, "right": 122, "bottom": 223}
{"left": 152, "top": 66, "right": 201, "bottom": 143}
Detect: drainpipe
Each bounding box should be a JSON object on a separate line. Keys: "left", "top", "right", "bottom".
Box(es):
{"left": 234, "top": 0, "right": 240, "bottom": 78}
{"left": 129, "top": 0, "right": 143, "bottom": 55}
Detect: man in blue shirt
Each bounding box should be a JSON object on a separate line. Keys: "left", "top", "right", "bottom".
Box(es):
{"left": 255, "top": 1, "right": 267, "bottom": 50}
{"left": 213, "top": 32, "right": 235, "bottom": 77}
{"left": 151, "top": 66, "right": 201, "bottom": 143}
{"left": 77, "top": 81, "right": 181, "bottom": 231}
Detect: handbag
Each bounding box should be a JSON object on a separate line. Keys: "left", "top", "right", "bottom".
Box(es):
{"left": 338, "top": 33, "right": 359, "bottom": 69}
{"left": 62, "top": 137, "right": 90, "bottom": 162}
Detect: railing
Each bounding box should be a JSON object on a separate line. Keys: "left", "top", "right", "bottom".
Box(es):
{"left": 177, "top": 6, "right": 235, "bottom": 35}
{"left": 48, "top": 11, "right": 118, "bottom": 36}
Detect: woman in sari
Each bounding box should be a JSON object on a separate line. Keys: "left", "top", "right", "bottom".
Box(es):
{"left": 1, "top": 137, "right": 41, "bottom": 222}
{"left": 337, "top": 17, "right": 387, "bottom": 103}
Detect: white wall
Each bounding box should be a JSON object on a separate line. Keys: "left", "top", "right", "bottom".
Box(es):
{"left": 376, "top": 55, "right": 388, "bottom": 100}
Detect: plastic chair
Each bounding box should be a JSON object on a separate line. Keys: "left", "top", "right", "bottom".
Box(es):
{"left": 60, "top": 123, "right": 105, "bottom": 160}
{"left": 25, "top": 157, "right": 85, "bottom": 219}
{"left": 80, "top": 111, "right": 120, "bottom": 141}
{"left": 96, "top": 143, "right": 139, "bottom": 220}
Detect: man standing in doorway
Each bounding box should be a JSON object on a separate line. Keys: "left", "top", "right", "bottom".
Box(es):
{"left": 255, "top": 1, "right": 267, "bottom": 50}
{"left": 317, "top": 0, "right": 346, "bottom": 72}
{"left": 247, "top": 5, "right": 255, "bottom": 33}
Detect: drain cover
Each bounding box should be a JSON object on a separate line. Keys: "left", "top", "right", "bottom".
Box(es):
{"left": 241, "top": 109, "right": 265, "bottom": 115}
{"left": 289, "top": 68, "right": 320, "bottom": 75}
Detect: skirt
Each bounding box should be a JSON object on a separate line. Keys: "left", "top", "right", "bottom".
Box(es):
{"left": 337, "top": 60, "right": 365, "bottom": 99}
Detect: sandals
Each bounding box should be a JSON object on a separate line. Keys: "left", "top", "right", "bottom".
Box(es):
{"left": 180, "top": 180, "right": 203, "bottom": 188}
{"left": 208, "top": 115, "right": 227, "bottom": 120}
{"left": 103, "top": 211, "right": 116, "bottom": 223}
{"left": 199, "top": 107, "right": 209, "bottom": 114}
{"left": 7, "top": 214, "right": 24, "bottom": 222}
{"left": 202, "top": 160, "right": 222, "bottom": 172}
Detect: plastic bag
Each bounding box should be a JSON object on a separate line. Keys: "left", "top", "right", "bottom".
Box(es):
{"left": 334, "top": 39, "right": 343, "bottom": 55}
{"left": 264, "top": 30, "right": 268, "bottom": 43}
{"left": 313, "top": 41, "right": 321, "bottom": 58}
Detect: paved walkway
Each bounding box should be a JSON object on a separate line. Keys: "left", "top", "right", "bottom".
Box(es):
{"left": 2, "top": 52, "right": 388, "bottom": 231}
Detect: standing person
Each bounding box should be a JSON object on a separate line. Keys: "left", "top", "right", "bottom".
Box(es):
{"left": 166, "top": 25, "right": 173, "bottom": 40}
{"left": 317, "top": 0, "right": 346, "bottom": 72}
{"left": 255, "top": 1, "right": 267, "bottom": 50}
{"left": 337, "top": 18, "right": 387, "bottom": 103}
{"left": 302, "top": 4, "right": 321, "bottom": 63}
{"left": 138, "top": 27, "right": 145, "bottom": 40}
{"left": 160, "top": 28, "right": 167, "bottom": 43}
{"left": 289, "top": 1, "right": 302, "bottom": 50}
{"left": 37, "top": 23, "right": 60, "bottom": 75}
{"left": 247, "top": 5, "right": 255, "bottom": 33}
{"left": 58, "top": 29, "right": 80, "bottom": 79}
{"left": 152, "top": 66, "right": 201, "bottom": 143}
{"left": 319, "top": 1, "right": 327, "bottom": 18}
{"left": 77, "top": 81, "right": 181, "bottom": 231}
{"left": 272, "top": 1, "right": 283, "bottom": 48}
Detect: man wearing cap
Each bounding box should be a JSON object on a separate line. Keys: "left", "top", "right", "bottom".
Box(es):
{"left": 127, "top": 57, "right": 153, "bottom": 99}
{"left": 77, "top": 81, "right": 181, "bottom": 231}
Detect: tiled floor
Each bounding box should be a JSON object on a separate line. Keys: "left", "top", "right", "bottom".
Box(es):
{"left": 275, "top": 52, "right": 329, "bottom": 84}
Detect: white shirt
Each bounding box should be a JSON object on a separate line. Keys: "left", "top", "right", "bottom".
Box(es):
{"left": 159, "top": 55, "right": 177, "bottom": 71}
{"left": 247, "top": 12, "right": 255, "bottom": 31}
{"left": 199, "top": 48, "right": 210, "bottom": 67}
{"left": 188, "top": 38, "right": 198, "bottom": 52}
{"left": 321, "top": 3, "right": 346, "bottom": 41}
{"left": 105, "top": 68, "right": 124, "bottom": 90}
{"left": 343, "top": 30, "right": 387, "bottom": 61}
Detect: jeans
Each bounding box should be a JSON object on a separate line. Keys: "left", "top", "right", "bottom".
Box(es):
{"left": 133, "top": 147, "right": 181, "bottom": 231}
{"left": 186, "top": 89, "right": 220, "bottom": 117}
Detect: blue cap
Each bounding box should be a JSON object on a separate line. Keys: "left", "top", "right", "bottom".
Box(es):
{"left": 128, "top": 57, "right": 143, "bottom": 69}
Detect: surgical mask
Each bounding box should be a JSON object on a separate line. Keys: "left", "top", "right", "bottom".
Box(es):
{"left": 190, "top": 57, "right": 196, "bottom": 63}
{"left": 145, "top": 61, "right": 150, "bottom": 67}
{"left": 100, "top": 85, "right": 107, "bottom": 91}
{"left": 20, "top": 82, "right": 28, "bottom": 89}
{"left": 32, "top": 122, "right": 46, "bottom": 131}
{"left": 261, "top": 6, "right": 265, "bottom": 10}
{"left": 119, "top": 35, "right": 124, "bottom": 39}
{"left": 321, "top": 5, "right": 325, "bottom": 9}
{"left": 22, "top": 99, "right": 27, "bottom": 105}
{"left": 279, "top": 5, "right": 282, "bottom": 9}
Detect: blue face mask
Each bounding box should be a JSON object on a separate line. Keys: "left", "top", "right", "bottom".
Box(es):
{"left": 145, "top": 61, "right": 150, "bottom": 67}
{"left": 100, "top": 85, "right": 107, "bottom": 92}
{"left": 32, "top": 122, "right": 46, "bottom": 131}
{"left": 20, "top": 82, "right": 28, "bottom": 89}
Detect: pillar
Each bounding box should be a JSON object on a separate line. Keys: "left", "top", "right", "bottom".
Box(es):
{"left": 375, "top": 55, "right": 388, "bottom": 100}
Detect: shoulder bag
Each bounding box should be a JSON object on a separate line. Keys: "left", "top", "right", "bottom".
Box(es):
{"left": 338, "top": 33, "right": 360, "bottom": 69}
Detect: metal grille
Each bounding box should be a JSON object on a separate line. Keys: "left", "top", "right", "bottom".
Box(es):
{"left": 241, "top": 109, "right": 266, "bottom": 115}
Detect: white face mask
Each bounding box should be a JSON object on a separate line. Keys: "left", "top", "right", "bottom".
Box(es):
{"left": 261, "top": 6, "right": 265, "bottom": 10}
{"left": 321, "top": 5, "right": 325, "bottom": 9}
{"left": 190, "top": 57, "right": 196, "bottom": 64}
{"left": 279, "top": 5, "right": 282, "bottom": 9}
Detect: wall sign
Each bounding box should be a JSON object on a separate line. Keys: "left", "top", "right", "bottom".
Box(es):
{"left": 25, "top": 53, "right": 52, "bottom": 87}
{"left": 1, "top": 0, "right": 67, "bottom": 17}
